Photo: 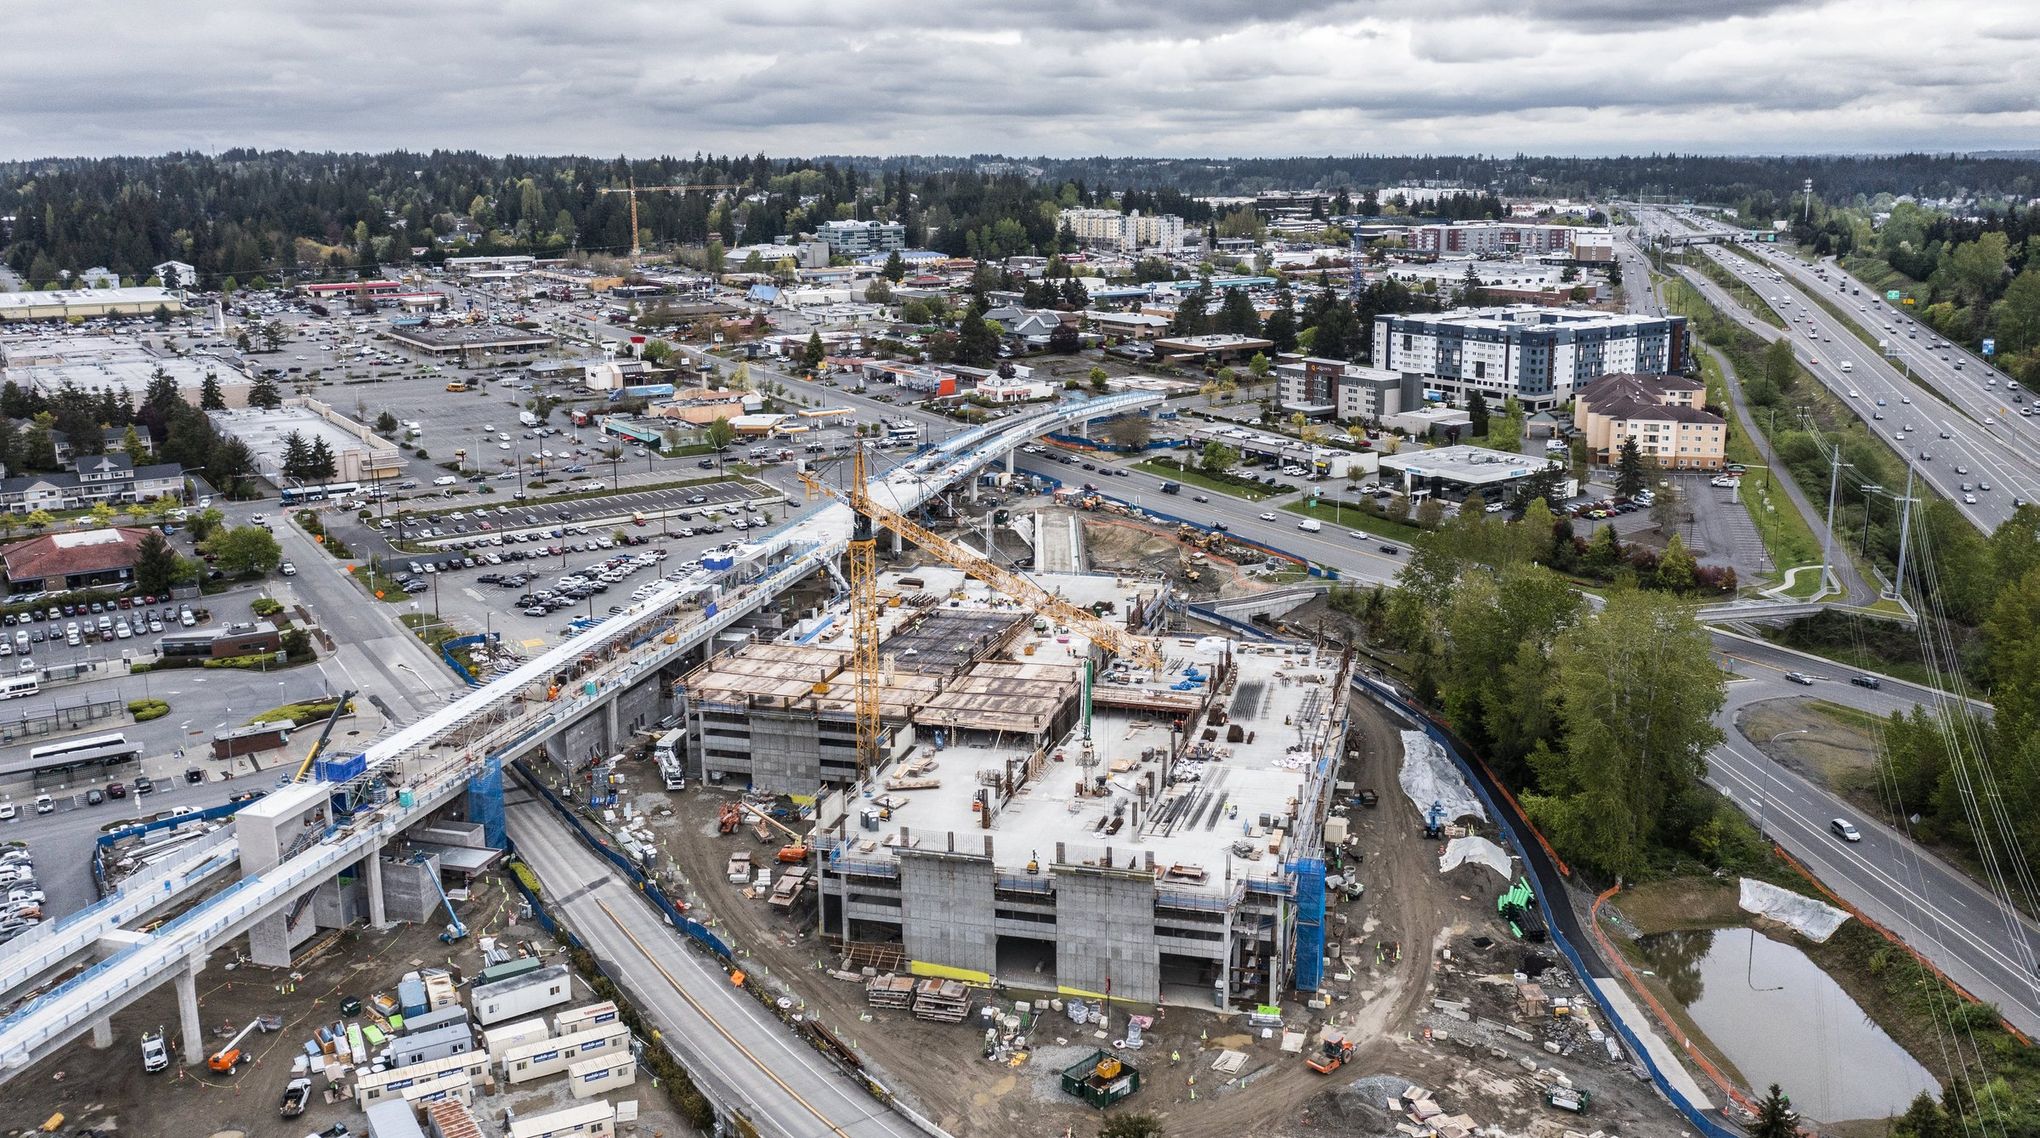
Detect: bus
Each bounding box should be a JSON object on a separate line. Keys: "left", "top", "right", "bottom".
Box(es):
{"left": 0, "top": 675, "right": 38, "bottom": 701}
{"left": 885, "top": 422, "right": 922, "bottom": 445}
{"left": 280, "top": 482, "right": 361, "bottom": 506}
{"left": 24, "top": 733, "right": 141, "bottom": 777}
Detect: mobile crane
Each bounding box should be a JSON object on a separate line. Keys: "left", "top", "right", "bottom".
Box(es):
{"left": 290, "top": 690, "right": 357, "bottom": 784}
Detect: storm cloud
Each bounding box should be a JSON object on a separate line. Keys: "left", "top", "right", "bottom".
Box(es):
{"left": 0, "top": 0, "right": 2033, "bottom": 158}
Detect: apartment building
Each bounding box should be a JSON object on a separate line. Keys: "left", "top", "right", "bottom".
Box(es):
{"left": 1371, "top": 306, "right": 1688, "bottom": 413}
{"left": 812, "top": 220, "right": 906, "bottom": 257}
{"left": 1059, "top": 209, "right": 1186, "bottom": 253}
{"left": 1408, "top": 222, "right": 1579, "bottom": 256}
{"left": 1574, "top": 372, "right": 1726, "bottom": 471}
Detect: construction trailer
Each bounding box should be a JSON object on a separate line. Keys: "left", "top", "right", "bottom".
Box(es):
{"left": 501, "top": 1023, "right": 631, "bottom": 1085}
{"left": 552, "top": 1001, "right": 621, "bottom": 1036}
{"left": 355, "top": 1049, "right": 489, "bottom": 1105}
{"left": 385, "top": 1022, "right": 476, "bottom": 1068}
{"left": 482, "top": 1017, "right": 552, "bottom": 1064}
{"left": 471, "top": 964, "right": 573, "bottom": 1026}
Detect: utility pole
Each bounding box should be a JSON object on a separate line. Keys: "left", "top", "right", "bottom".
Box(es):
{"left": 1803, "top": 179, "right": 1813, "bottom": 225}
{"left": 1891, "top": 464, "right": 1918, "bottom": 601}
{"left": 1820, "top": 441, "right": 1844, "bottom": 597}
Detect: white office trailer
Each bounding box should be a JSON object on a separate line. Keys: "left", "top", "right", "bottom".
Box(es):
{"left": 507, "top": 1101, "right": 616, "bottom": 1138}
{"left": 472, "top": 964, "right": 574, "bottom": 1026}
{"left": 386, "top": 1022, "right": 477, "bottom": 1068}
{"left": 401, "top": 1004, "right": 470, "bottom": 1036}
{"left": 567, "top": 1051, "right": 636, "bottom": 1099}
{"left": 356, "top": 1049, "right": 491, "bottom": 1104}
{"left": 552, "top": 1001, "right": 620, "bottom": 1036}
{"left": 398, "top": 1070, "right": 476, "bottom": 1111}
{"left": 502, "top": 1023, "right": 631, "bottom": 1085}
{"left": 483, "top": 1017, "right": 552, "bottom": 1063}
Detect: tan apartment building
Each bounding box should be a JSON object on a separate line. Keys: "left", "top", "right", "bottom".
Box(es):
{"left": 1575, "top": 372, "right": 1726, "bottom": 471}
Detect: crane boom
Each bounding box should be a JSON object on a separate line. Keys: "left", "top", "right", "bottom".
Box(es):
{"left": 596, "top": 181, "right": 745, "bottom": 261}
{"left": 801, "top": 456, "right": 1163, "bottom": 673}
{"left": 291, "top": 690, "right": 357, "bottom": 784}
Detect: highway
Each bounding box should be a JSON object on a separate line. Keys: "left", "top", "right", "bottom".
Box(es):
{"left": 1632, "top": 207, "right": 2037, "bottom": 530}
{"left": 505, "top": 791, "right": 921, "bottom": 1138}
{"left": 1700, "top": 627, "right": 2040, "bottom": 1033}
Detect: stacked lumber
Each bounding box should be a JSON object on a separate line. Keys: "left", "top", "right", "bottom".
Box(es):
{"left": 865, "top": 974, "right": 915, "bottom": 1009}
{"left": 911, "top": 978, "right": 971, "bottom": 1023}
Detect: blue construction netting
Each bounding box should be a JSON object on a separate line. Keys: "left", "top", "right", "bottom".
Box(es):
{"left": 439, "top": 632, "right": 499, "bottom": 685}
{"left": 511, "top": 760, "right": 732, "bottom": 961}
{"left": 1349, "top": 674, "right": 1739, "bottom": 1138}
{"left": 1290, "top": 856, "right": 1327, "bottom": 991}
{"left": 467, "top": 754, "right": 506, "bottom": 849}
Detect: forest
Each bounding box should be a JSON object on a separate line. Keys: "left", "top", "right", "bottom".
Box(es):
{"left": 7, "top": 150, "right": 2031, "bottom": 295}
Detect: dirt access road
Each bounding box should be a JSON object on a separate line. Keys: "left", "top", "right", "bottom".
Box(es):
{"left": 623, "top": 694, "right": 1666, "bottom": 1136}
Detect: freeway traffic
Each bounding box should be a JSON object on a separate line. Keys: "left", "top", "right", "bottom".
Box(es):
{"left": 1632, "top": 208, "right": 2038, "bottom": 530}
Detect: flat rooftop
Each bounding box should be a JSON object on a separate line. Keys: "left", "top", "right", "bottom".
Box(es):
{"left": 1384, "top": 304, "right": 1670, "bottom": 334}
{"left": 208, "top": 406, "right": 394, "bottom": 480}
{"left": 0, "top": 330, "right": 247, "bottom": 396}
{"left": 1379, "top": 443, "right": 1554, "bottom": 484}
{"left": 387, "top": 323, "right": 556, "bottom": 349}
{"left": 821, "top": 637, "right": 1347, "bottom": 896}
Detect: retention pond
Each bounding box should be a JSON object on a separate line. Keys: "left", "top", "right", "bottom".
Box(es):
{"left": 1637, "top": 927, "right": 1940, "bottom": 1122}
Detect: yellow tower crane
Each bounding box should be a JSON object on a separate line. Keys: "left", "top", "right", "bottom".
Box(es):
{"left": 803, "top": 444, "right": 1164, "bottom": 782}
{"left": 596, "top": 180, "right": 744, "bottom": 261}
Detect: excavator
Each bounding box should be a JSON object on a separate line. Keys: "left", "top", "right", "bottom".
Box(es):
{"left": 741, "top": 802, "right": 812, "bottom": 864}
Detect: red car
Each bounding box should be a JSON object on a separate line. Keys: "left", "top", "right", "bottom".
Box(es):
{"left": 107, "top": 782, "right": 127, "bottom": 799}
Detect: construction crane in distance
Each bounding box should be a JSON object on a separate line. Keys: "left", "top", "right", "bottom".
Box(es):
{"left": 597, "top": 179, "right": 745, "bottom": 261}
{"left": 802, "top": 444, "right": 1164, "bottom": 782}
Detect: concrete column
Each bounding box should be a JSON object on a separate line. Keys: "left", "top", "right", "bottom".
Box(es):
{"left": 1004, "top": 450, "right": 1015, "bottom": 475}
{"left": 176, "top": 959, "right": 204, "bottom": 1066}
{"left": 90, "top": 1016, "right": 113, "bottom": 1049}
{"left": 367, "top": 853, "right": 387, "bottom": 928}
{"left": 603, "top": 697, "right": 621, "bottom": 754}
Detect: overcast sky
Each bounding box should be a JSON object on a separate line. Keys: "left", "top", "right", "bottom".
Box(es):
{"left": 2, "top": 0, "right": 2036, "bottom": 160}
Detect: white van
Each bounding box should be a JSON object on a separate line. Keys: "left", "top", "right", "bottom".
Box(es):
{"left": 1839, "top": 361, "right": 1853, "bottom": 373}
{"left": 1297, "top": 519, "right": 1323, "bottom": 533}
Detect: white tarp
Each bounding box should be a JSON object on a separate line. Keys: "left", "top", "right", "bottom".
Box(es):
{"left": 1398, "top": 730, "right": 1488, "bottom": 824}
{"left": 1738, "top": 878, "right": 1850, "bottom": 943}
{"left": 1439, "top": 836, "right": 1512, "bottom": 880}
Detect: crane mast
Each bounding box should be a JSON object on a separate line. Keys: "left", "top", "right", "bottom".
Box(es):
{"left": 596, "top": 180, "right": 745, "bottom": 262}
{"left": 801, "top": 445, "right": 1164, "bottom": 792}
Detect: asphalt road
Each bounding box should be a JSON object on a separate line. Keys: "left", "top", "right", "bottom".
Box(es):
{"left": 505, "top": 791, "right": 920, "bottom": 1138}
{"left": 1634, "top": 209, "right": 2037, "bottom": 530}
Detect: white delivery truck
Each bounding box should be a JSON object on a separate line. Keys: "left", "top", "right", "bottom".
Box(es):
{"left": 518, "top": 410, "right": 540, "bottom": 428}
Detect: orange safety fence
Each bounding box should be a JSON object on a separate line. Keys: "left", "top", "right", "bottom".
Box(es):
{"left": 1589, "top": 882, "right": 1761, "bottom": 1116}
{"left": 1771, "top": 843, "right": 2032, "bottom": 1046}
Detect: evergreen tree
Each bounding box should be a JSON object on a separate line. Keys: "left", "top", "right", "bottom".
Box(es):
{"left": 1311, "top": 299, "right": 1356, "bottom": 359}
{"left": 1750, "top": 1084, "right": 1798, "bottom": 1138}
{"left": 1170, "top": 282, "right": 1212, "bottom": 337}
{"left": 198, "top": 372, "right": 226, "bottom": 411}
{"left": 1262, "top": 288, "right": 1299, "bottom": 353}
{"left": 1467, "top": 392, "right": 1491, "bottom": 437}
{"left": 1216, "top": 287, "right": 1260, "bottom": 336}
{"left": 803, "top": 332, "right": 826, "bottom": 371}
{"left": 956, "top": 309, "right": 1000, "bottom": 367}
{"left": 1059, "top": 277, "right": 1089, "bottom": 309}
{"left": 1615, "top": 437, "right": 1647, "bottom": 498}
{"left": 281, "top": 431, "right": 312, "bottom": 482}
{"left": 248, "top": 373, "right": 283, "bottom": 410}
{"left": 308, "top": 438, "right": 338, "bottom": 481}
{"left": 882, "top": 250, "right": 906, "bottom": 282}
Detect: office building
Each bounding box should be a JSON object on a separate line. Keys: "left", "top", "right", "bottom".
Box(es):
{"left": 1276, "top": 358, "right": 1414, "bottom": 423}
{"left": 1407, "top": 223, "right": 1579, "bottom": 256}
{"left": 812, "top": 220, "right": 906, "bottom": 257}
{"left": 1371, "top": 306, "right": 1688, "bottom": 413}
